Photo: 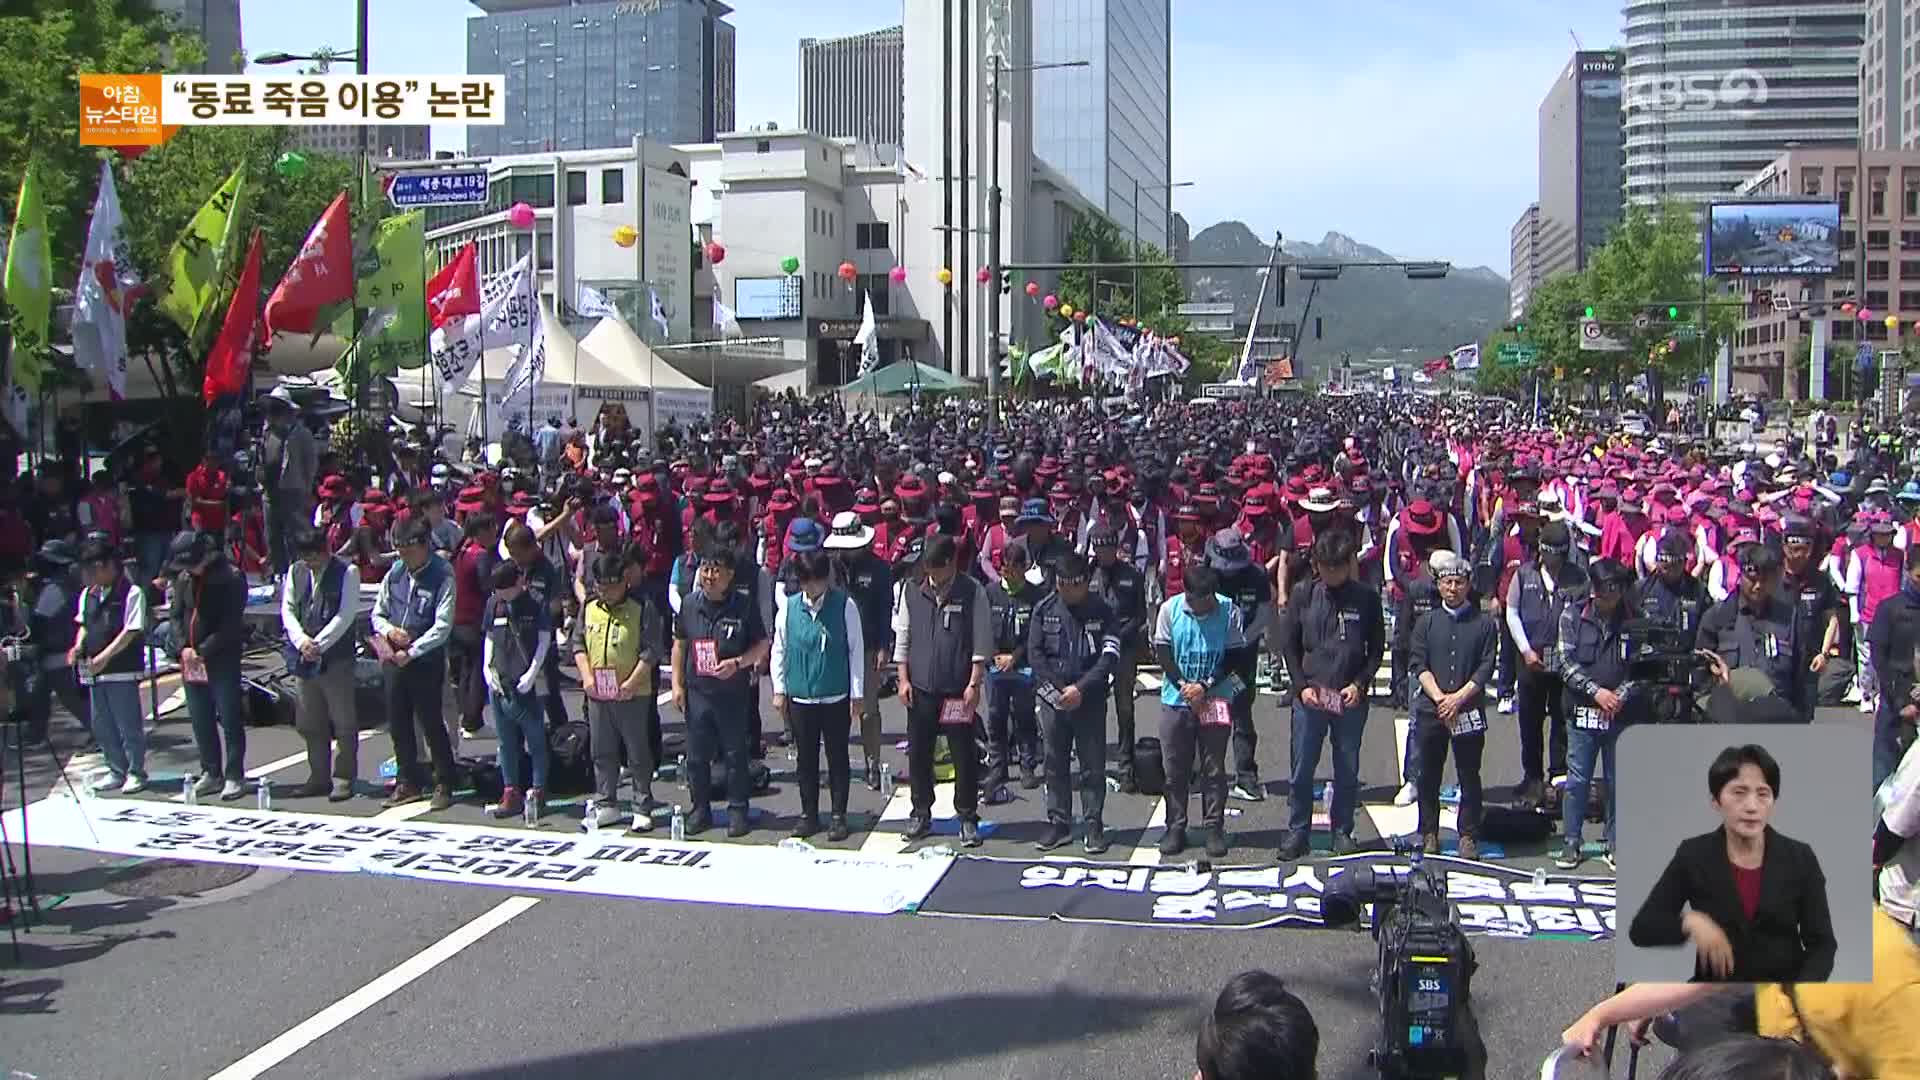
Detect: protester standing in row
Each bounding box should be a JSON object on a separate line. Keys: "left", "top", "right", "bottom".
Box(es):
{"left": 771, "top": 549, "right": 864, "bottom": 841}
{"left": 280, "top": 527, "right": 361, "bottom": 801}
{"left": 169, "top": 530, "right": 248, "bottom": 800}
{"left": 71, "top": 540, "right": 148, "bottom": 794}
{"left": 892, "top": 533, "right": 991, "bottom": 846}
{"left": 373, "top": 518, "right": 458, "bottom": 810}
{"left": 572, "top": 553, "right": 657, "bottom": 830}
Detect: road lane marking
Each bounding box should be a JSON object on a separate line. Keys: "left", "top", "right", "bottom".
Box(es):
{"left": 205, "top": 895, "right": 541, "bottom": 1080}
{"left": 246, "top": 731, "right": 378, "bottom": 781}
{"left": 1126, "top": 798, "right": 1167, "bottom": 865}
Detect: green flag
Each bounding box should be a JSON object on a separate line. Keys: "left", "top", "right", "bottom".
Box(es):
{"left": 158, "top": 164, "right": 247, "bottom": 343}
{"left": 3, "top": 162, "right": 53, "bottom": 391}
{"left": 335, "top": 209, "right": 427, "bottom": 379}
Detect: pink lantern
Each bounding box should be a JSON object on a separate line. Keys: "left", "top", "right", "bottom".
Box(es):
{"left": 1860, "top": 308, "right": 1873, "bottom": 321}
{"left": 1025, "top": 281, "right": 1040, "bottom": 297}
{"left": 1042, "top": 293, "right": 1058, "bottom": 311}
{"left": 506, "top": 202, "right": 535, "bottom": 229}
{"left": 888, "top": 265, "right": 908, "bottom": 285}
{"left": 705, "top": 241, "right": 726, "bottom": 266}
{"left": 976, "top": 266, "right": 991, "bottom": 284}
{"left": 1073, "top": 311, "right": 1087, "bottom": 323}
{"left": 838, "top": 261, "right": 858, "bottom": 282}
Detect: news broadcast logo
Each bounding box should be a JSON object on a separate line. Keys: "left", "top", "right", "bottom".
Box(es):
{"left": 1625, "top": 68, "right": 1769, "bottom": 114}
{"left": 79, "top": 73, "right": 505, "bottom": 149}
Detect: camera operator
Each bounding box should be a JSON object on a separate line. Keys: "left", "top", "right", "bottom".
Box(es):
{"left": 1696, "top": 544, "right": 1806, "bottom": 717}
{"left": 1636, "top": 530, "right": 1708, "bottom": 640}
{"left": 15, "top": 540, "right": 89, "bottom": 751}
{"left": 1779, "top": 516, "right": 1842, "bottom": 724}
{"left": 1504, "top": 520, "right": 1588, "bottom": 810}
{"left": 1867, "top": 542, "right": 1920, "bottom": 790}
{"left": 1554, "top": 557, "right": 1640, "bottom": 871}
{"left": 1406, "top": 550, "right": 1496, "bottom": 858}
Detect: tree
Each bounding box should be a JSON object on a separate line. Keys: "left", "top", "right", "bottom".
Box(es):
{"left": 1474, "top": 327, "right": 1534, "bottom": 398}
{"left": 1047, "top": 210, "right": 1217, "bottom": 393}
{"left": 1521, "top": 271, "right": 1589, "bottom": 392}
{"left": 1582, "top": 199, "right": 1737, "bottom": 402}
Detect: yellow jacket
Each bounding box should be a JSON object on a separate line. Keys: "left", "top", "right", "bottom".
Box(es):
{"left": 1755, "top": 907, "right": 1920, "bottom": 1079}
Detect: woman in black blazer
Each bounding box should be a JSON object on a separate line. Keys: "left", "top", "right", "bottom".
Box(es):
{"left": 1627, "top": 744, "right": 1838, "bottom": 982}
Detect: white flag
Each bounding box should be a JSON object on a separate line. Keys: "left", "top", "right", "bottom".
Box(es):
{"left": 575, "top": 282, "right": 617, "bottom": 319}
{"left": 853, "top": 290, "right": 879, "bottom": 376}
{"left": 1449, "top": 342, "right": 1481, "bottom": 371}
{"left": 430, "top": 254, "right": 534, "bottom": 393}
{"left": 713, "top": 298, "right": 742, "bottom": 338}
{"left": 495, "top": 309, "right": 549, "bottom": 432}
{"left": 72, "top": 160, "right": 139, "bottom": 400}
{"left": 649, "top": 287, "right": 670, "bottom": 339}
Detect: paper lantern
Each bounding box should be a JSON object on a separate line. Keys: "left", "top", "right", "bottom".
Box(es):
{"left": 1860, "top": 308, "right": 1874, "bottom": 321}
{"left": 1059, "top": 303, "right": 1074, "bottom": 317}
{"left": 1042, "top": 293, "right": 1058, "bottom": 310}
{"left": 1889, "top": 314, "right": 1903, "bottom": 330}
{"left": 273, "top": 151, "right": 309, "bottom": 178}
{"left": 507, "top": 202, "right": 535, "bottom": 229}
{"left": 1073, "top": 311, "right": 1087, "bottom": 323}
{"left": 837, "top": 261, "right": 858, "bottom": 282}
{"left": 781, "top": 256, "right": 801, "bottom": 275}
{"left": 1841, "top": 301, "right": 1857, "bottom": 314}
{"left": 612, "top": 224, "right": 638, "bottom": 248}
{"left": 888, "top": 265, "right": 907, "bottom": 285}
{"left": 976, "top": 266, "right": 991, "bottom": 284}
{"left": 936, "top": 267, "right": 953, "bottom": 286}
{"left": 1025, "top": 281, "right": 1040, "bottom": 297}
{"left": 705, "top": 241, "right": 726, "bottom": 265}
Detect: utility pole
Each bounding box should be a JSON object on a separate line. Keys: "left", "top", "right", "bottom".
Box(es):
{"left": 353, "top": 0, "right": 370, "bottom": 428}
{"left": 986, "top": 56, "right": 1001, "bottom": 436}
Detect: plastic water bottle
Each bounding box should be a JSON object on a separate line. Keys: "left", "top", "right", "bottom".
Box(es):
{"left": 778, "top": 837, "right": 814, "bottom": 853}
{"left": 670, "top": 804, "right": 686, "bottom": 842}
{"left": 183, "top": 774, "right": 199, "bottom": 805}
{"left": 256, "top": 780, "right": 272, "bottom": 811}
{"left": 583, "top": 799, "right": 599, "bottom": 834}
{"left": 879, "top": 762, "right": 893, "bottom": 791}
{"left": 1532, "top": 866, "right": 1550, "bottom": 889}
{"left": 523, "top": 793, "right": 539, "bottom": 827}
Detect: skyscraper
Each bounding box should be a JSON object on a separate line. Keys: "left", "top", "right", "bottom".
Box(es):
{"left": 1511, "top": 203, "right": 1541, "bottom": 320}
{"left": 1029, "top": 0, "right": 1173, "bottom": 251}
{"left": 467, "top": 0, "right": 737, "bottom": 156}
{"left": 1862, "top": 0, "right": 1906, "bottom": 150}
{"left": 150, "top": 0, "right": 244, "bottom": 74}
{"left": 1623, "top": 0, "right": 1863, "bottom": 206}
{"left": 1537, "top": 50, "right": 1624, "bottom": 279}
{"left": 800, "top": 26, "right": 904, "bottom": 146}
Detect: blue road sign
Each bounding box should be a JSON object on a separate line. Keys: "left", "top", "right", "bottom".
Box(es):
{"left": 387, "top": 170, "right": 490, "bottom": 208}
{"left": 1858, "top": 340, "right": 1876, "bottom": 371}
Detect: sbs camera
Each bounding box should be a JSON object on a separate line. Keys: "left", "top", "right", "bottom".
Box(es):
{"left": 1321, "top": 847, "right": 1477, "bottom": 1079}
{"left": 1623, "top": 619, "right": 1713, "bottom": 722}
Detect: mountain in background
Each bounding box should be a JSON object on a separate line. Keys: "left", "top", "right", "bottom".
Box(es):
{"left": 1184, "top": 222, "right": 1508, "bottom": 371}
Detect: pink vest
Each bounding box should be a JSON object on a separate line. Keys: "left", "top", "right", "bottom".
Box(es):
{"left": 1860, "top": 544, "right": 1904, "bottom": 626}
{"left": 81, "top": 492, "right": 122, "bottom": 543}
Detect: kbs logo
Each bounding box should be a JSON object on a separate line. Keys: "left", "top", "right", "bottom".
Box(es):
{"left": 1625, "top": 69, "right": 1769, "bottom": 113}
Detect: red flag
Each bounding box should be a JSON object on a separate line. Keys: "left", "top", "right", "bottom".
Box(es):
{"left": 426, "top": 242, "right": 480, "bottom": 329}
{"left": 204, "top": 229, "right": 263, "bottom": 404}
{"left": 263, "top": 190, "right": 353, "bottom": 337}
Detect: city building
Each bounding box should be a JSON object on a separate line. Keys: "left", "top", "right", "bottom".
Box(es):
{"left": 152, "top": 0, "right": 243, "bottom": 73}
{"left": 287, "top": 124, "right": 430, "bottom": 160}
{"left": 799, "top": 26, "right": 904, "bottom": 147}
{"left": 1863, "top": 0, "right": 1906, "bottom": 149}
{"left": 1510, "top": 203, "right": 1541, "bottom": 320}
{"left": 1623, "top": 0, "right": 1863, "bottom": 206}
{"left": 1030, "top": 0, "right": 1174, "bottom": 252}
{"left": 1538, "top": 50, "right": 1624, "bottom": 279}
{"left": 466, "top": 0, "right": 736, "bottom": 156}
{"left": 1728, "top": 147, "right": 1920, "bottom": 397}
{"left": 1169, "top": 210, "right": 1191, "bottom": 263}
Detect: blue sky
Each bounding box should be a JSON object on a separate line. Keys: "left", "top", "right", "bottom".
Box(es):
{"left": 239, "top": 0, "right": 1623, "bottom": 273}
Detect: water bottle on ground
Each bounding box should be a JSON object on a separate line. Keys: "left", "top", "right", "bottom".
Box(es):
{"left": 778, "top": 837, "right": 814, "bottom": 853}
{"left": 670, "top": 804, "right": 686, "bottom": 842}
{"left": 523, "top": 792, "right": 539, "bottom": 827}
{"left": 183, "top": 774, "right": 199, "bottom": 805}
{"left": 583, "top": 799, "right": 599, "bottom": 834}
{"left": 257, "top": 780, "right": 272, "bottom": 812}
{"left": 879, "top": 762, "right": 893, "bottom": 791}
{"left": 1532, "top": 866, "right": 1550, "bottom": 888}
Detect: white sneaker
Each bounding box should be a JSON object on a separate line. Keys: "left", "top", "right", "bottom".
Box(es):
{"left": 119, "top": 774, "right": 148, "bottom": 795}
{"left": 593, "top": 804, "right": 625, "bottom": 828}
{"left": 220, "top": 779, "right": 245, "bottom": 801}
{"left": 92, "top": 772, "right": 126, "bottom": 794}
{"left": 1496, "top": 698, "right": 1515, "bottom": 714}
{"left": 1859, "top": 697, "right": 1878, "bottom": 714}
{"left": 1393, "top": 782, "right": 1417, "bottom": 807}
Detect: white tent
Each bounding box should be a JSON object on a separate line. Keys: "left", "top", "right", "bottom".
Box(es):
{"left": 578, "top": 314, "right": 713, "bottom": 438}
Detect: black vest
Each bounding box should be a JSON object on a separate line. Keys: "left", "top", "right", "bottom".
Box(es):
{"left": 294, "top": 558, "right": 356, "bottom": 665}
{"left": 905, "top": 575, "right": 980, "bottom": 696}
{"left": 82, "top": 575, "right": 142, "bottom": 677}
{"left": 679, "top": 587, "right": 755, "bottom": 695}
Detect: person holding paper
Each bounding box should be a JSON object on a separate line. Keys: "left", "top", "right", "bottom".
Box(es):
{"left": 890, "top": 533, "right": 993, "bottom": 846}
{"left": 71, "top": 539, "right": 149, "bottom": 795}
{"left": 1405, "top": 549, "right": 1497, "bottom": 859}
{"left": 371, "top": 518, "right": 459, "bottom": 810}
{"left": 671, "top": 541, "right": 768, "bottom": 838}
{"left": 1150, "top": 563, "right": 1247, "bottom": 858}
{"left": 1027, "top": 552, "right": 1122, "bottom": 854}
{"left": 167, "top": 530, "right": 249, "bottom": 801}
{"left": 278, "top": 527, "right": 361, "bottom": 801}
{"left": 1555, "top": 557, "right": 1643, "bottom": 871}
{"left": 572, "top": 554, "right": 658, "bottom": 831}
{"left": 484, "top": 560, "right": 551, "bottom": 821}
{"left": 769, "top": 549, "right": 863, "bottom": 842}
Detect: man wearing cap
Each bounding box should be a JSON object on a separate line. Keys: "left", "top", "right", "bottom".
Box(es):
{"left": 672, "top": 539, "right": 771, "bottom": 837}
{"left": 891, "top": 533, "right": 993, "bottom": 845}
{"left": 1504, "top": 521, "right": 1587, "bottom": 809}
{"left": 1276, "top": 528, "right": 1384, "bottom": 860}
{"left": 261, "top": 387, "right": 317, "bottom": 577}
{"left": 826, "top": 510, "right": 893, "bottom": 789}
{"left": 279, "top": 527, "right": 362, "bottom": 801}
{"left": 1151, "top": 563, "right": 1247, "bottom": 858}
{"left": 982, "top": 540, "right": 1044, "bottom": 798}
{"left": 1207, "top": 527, "right": 1275, "bottom": 802}
{"left": 571, "top": 553, "right": 660, "bottom": 831}
{"left": 1089, "top": 522, "right": 1149, "bottom": 792}
{"left": 1028, "top": 552, "right": 1122, "bottom": 853}
{"left": 1554, "top": 557, "right": 1642, "bottom": 870}
{"left": 1848, "top": 516, "right": 1905, "bottom": 718}
{"left": 372, "top": 518, "right": 460, "bottom": 809}
{"left": 503, "top": 519, "right": 572, "bottom": 731}
{"left": 1697, "top": 543, "right": 1807, "bottom": 717}
{"left": 1016, "top": 498, "right": 1071, "bottom": 580}
{"left": 1868, "top": 544, "right": 1920, "bottom": 789}
{"left": 976, "top": 494, "right": 1022, "bottom": 588}
{"left": 1406, "top": 550, "right": 1497, "bottom": 859}
{"left": 71, "top": 539, "right": 150, "bottom": 795}
{"left": 169, "top": 529, "right": 250, "bottom": 801}
{"left": 1780, "top": 516, "right": 1843, "bottom": 722}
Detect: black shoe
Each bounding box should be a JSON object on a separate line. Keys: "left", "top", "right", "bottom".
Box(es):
{"left": 1082, "top": 822, "right": 1109, "bottom": 855}
{"left": 1205, "top": 827, "right": 1229, "bottom": 859}
{"left": 1231, "top": 781, "right": 1265, "bottom": 802}
{"left": 1514, "top": 777, "right": 1545, "bottom": 809}
{"left": 1118, "top": 774, "right": 1138, "bottom": 795}
{"left": 288, "top": 779, "right": 331, "bottom": 799}
{"left": 792, "top": 815, "right": 820, "bottom": 840}
{"left": 686, "top": 808, "right": 713, "bottom": 836}
{"left": 1276, "top": 830, "right": 1310, "bottom": 862}
{"left": 865, "top": 760, "right": 882, "bottom": 791}
{"left": 827, "top": 814, "right": 850, "bottom": 842}
{"left": 902, "top": 814, "right": 932, "bottom": 841}
{"left": 1036, "top": 823, "right": 1072, "bottom": 851}
{"left": 1019, "top": 762, "right": 1040, "bottom": 790}
{"left": 958, "top": 819, "right": 982, "bottom": 847}
{"left": 1329, "top": 830, "right": 1357, "bottom": 856}
{"left": 727, "top": 808, "right": 751, "bottom": 838}
{"left": 1158, "top": 827, "right": 1186, "bottom": 856}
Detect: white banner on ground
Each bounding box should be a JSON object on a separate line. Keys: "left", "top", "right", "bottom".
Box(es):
{"left": 5, "top": 798, "right": 952, "bottom": 916}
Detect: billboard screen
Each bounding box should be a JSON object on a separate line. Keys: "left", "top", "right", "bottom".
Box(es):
{"left": 734, "top": 276, "right": 802, "bottom": 319}
{"left": 1706, "top": 201, "right": 1841, "bottom": 277}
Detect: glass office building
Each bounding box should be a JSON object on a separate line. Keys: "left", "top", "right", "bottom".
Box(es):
{"left": 468, "top": 0, "right": 736, "bottom": 155}
{"left": 1538, "top": 50, "right": 1624, "bottom": 279}
{"left": 1030, "top": 0, "right": 1173, "bottom": 251}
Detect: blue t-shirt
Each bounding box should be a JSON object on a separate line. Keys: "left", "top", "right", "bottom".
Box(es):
{"left": 1151, "top": 593, "right": 1246, "bottom": 708}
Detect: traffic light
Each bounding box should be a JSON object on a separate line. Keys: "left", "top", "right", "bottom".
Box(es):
{"left": 1583, "top": 305, "right": 1595, "bottom": 319}
{"left": 1504, "top": 320, "right": 1526, "bottom": 334}
{"left": 1000, "top": 270, "right": 1012, "bottom": 294}
{"left": 1667, "top": 305, "right": 1681, "bottom": 319}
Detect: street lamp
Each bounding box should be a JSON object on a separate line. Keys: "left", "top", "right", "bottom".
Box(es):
{"left": 1131, "top": 178, "right": 1194, "bottom": 319}
{"left": 985, "top": 56, "right": 1088, "bottom": 435}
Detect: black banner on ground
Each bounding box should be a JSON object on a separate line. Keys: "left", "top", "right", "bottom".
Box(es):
{"left": 914, "top": 854, "right": 1616, "bottom": 939}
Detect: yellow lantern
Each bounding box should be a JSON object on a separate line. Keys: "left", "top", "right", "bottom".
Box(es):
{"left": 936, "top": 266, "right": 953, "bottom": 286}
{"left": 1888, "top": 314, "right": 1902, "bottom": 330}
{"left": 612, "top": 224, "right": 638, "bottom": 248}
{"left": 1059, "top": 303, "right": 1074, "bottom": 317}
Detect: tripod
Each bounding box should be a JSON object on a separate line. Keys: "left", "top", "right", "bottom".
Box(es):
{"left": 0, "top": 645, "right": 99, "bottom": 960}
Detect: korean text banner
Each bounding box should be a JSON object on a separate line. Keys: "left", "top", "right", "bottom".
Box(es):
{"left": 163, "top": 76, "right": 506, "bottom": 128}
{"left": 916, "top": 854, "right": 1616, "bottom": 939}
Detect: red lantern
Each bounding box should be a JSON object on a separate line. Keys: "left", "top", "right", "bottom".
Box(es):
{"left": 976, "top": 266, "right": 991, "bottom": 284}
{"left": 838, "top": 261, "right": 857, "bottom": 282}
{"left": 1025, "top": 281, "right": 1040, "bottom": 297}
{"left": 1841, "top": 301, "right": 1857, "bottom": 314}
{"left": 705, "top": 241, "right": 726, "bottom": 266}
{"left": 1073, "top": 311, "right": 1087, "bottom": 323}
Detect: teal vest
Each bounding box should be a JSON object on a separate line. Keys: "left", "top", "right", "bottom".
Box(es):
{"left": 783, "top": 588, "right": 852, "bottom": 699}
{"left": 1158, "top": 594, "right": 1236, "bottom": 708}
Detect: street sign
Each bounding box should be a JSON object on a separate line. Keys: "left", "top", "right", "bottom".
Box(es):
{"left": 1771, "top": 295, "right": 1793, "bottom": 313}
{"left": 1672, "top": 326, "right": 1699, "bottom": 342}
{"left": 1858, "top": 341, "right": 1876, "bottom": 370}
{"left": 1633, "top": 312, "right": 1652, "bottom": 330}
{"left": 1496, "top": 343, "right": 1538, "bottom": 365}
{"left": 387, "top": 169, "right": 490, "bottom": 208}
{"left": 1579, "top": 317, "right": 1625, "bottom": 352}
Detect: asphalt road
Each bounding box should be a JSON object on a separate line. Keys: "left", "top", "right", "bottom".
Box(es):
{"left": 3, "top": 662, "right": 1870, "bottom": 1080}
